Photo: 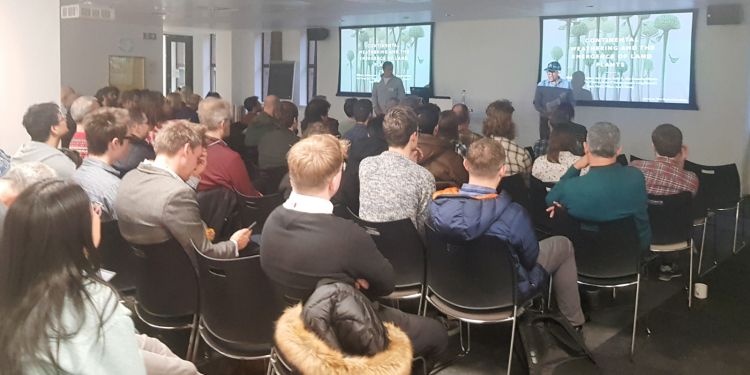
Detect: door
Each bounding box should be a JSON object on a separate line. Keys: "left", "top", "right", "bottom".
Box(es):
{"left": 164, "top": 34, "right": 193, "bottom": 94}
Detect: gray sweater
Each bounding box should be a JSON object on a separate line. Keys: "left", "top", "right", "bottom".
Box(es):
{"left": 12, "top": 141, "right": 76, "bottom": 179}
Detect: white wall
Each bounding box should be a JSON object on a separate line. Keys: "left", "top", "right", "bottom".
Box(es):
{"left": 316, "top": 10, "right": 750, "bottom": 189}
{"left": 231, "top": 30, "right": 259, "bottom": 107}
{"left": 61, "top": 19, "right": 163, "bottom": 95}
{"left": 0, "top": 0, "right": 61, "bottom": 152}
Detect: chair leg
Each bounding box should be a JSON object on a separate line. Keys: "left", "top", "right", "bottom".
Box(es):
{"left": 187, "top": 314, "right": 199, "bottom": 361}
{"left": 732, "top": 202, "right": 743, "bottom": 255}
{"left": 688, "top": 243, "right": 694, "bottom": 309}
{"left": 697, "top": 219, "right": 707, "bottom": 274}
{"left": 547, "top": 278, "right": 553, "bottom": 310}
{"left": 630, "top": 274, "right": 641, "bottom": 359}
{"left": 507, "top": 306, "right": 518, "bottom": 375}
{"left": 459, "top": 322, "right": 471, "bottom": 356}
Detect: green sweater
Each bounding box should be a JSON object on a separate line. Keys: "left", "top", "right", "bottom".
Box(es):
{"left": 546, "top": 163, "right": 651, "bottom": 249}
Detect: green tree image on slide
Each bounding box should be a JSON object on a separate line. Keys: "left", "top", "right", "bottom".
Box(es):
{"left": 598, "top": 18, "right": 615, "bottom": 100}
{"left": 347, "top": 50, "right": 355, "bottom": 90}
{"left": 624, "top": 15, "right": 649, "bottom": 101}
{"left": 654, "top": 15, "right": 681, "bottom": 102}
{"left": 570, "top": 22, "right": 589, "bottom": 73}
{"left": 643, "top": 59, "right": 654, "bottom": 100}
{"left": 408, "top": 26, "right": 425, "bottom": 89}
{"left": 638, "top": 22, "right": 659, "bottom": 100}
{"left": 551, "top": 46, "right": 563, "bottom": 62}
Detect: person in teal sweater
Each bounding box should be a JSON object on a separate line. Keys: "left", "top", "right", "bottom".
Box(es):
{"left": 546, "top": 122, "right": 651, "bottom": 250}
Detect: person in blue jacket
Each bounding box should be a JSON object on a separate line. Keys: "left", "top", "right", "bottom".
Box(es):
{"left": 431, "top": 138, "right": 584, "bottom": 328}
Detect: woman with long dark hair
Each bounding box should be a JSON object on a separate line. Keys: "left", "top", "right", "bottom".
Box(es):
{"left": 531, "top": 128, "right": 585, "bottom": 183}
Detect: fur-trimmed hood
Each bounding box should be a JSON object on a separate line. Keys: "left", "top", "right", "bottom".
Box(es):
{"left": 274, "top": 305, "right": 413, "bottom": 375}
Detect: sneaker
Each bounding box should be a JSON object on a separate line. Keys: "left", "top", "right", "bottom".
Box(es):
{"left": 658, "top": 264, "right": 683, "bottom": 281}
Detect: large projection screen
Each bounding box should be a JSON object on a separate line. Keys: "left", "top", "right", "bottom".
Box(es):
{"left": 540, "top": 10, "right": 697, "bottom": 109}
{"left": 338, "top": 23, "right": 433, "bottom": 97}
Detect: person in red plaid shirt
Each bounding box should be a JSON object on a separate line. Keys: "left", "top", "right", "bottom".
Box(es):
{"left": 631, "top": 123, "right": 699, "bottom": 281}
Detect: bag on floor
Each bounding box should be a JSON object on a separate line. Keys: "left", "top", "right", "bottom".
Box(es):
{"left": 517, "top": 311, "right": 600, "bottom": 375}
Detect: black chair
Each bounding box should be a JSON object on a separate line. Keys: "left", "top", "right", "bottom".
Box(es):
{"left": 351, "top": 216, "right": 427, "bottom": 313}
{"left": 99, "top": 221, "right": 136, "bottom": 293}
{"left": 497, "top": 173, "right": 530, "bottom": 210}
{"left": 684, "top": 161, "right": 745, "bottom": 273}
{"left": 629, "top": 155, "right": 648, "bottom": 163}
{"left": 616, "top": 154, "right": 628, "bottom": 166}
{"left": 647, "top": 192, "right": 694, "bottom": 307}
{"left": 525, "top": 145, "right": 536, "bottom": 161}
{"left": 565, "top": 215, "right": 642, "bottom": 357}
{"left": 196, "top": 188, "right": 242, "bottom": 242}
{"left": 193, "top": 247, "right": 286, "bottom": 362}
{"left": 236, "top": 192, "right": 285, "bottom": 234}
{"left": 131, "top": 239, "right": 199, "bottom": 360}
{"left": 424, "top": 228, "right": 523, "bottom": 375}
{"left": 529, "top": 176, "right": 557, "bottom": 235}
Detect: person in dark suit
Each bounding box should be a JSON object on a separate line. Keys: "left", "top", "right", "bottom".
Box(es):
{"left": 115, "top": 120, "right": 252, "bottom": 262}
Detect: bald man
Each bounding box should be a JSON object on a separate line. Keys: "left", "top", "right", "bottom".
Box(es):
{"left": 244, "top": 95, "right": 280, "bottom": 148}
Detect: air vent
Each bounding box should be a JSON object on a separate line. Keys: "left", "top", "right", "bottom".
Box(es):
{"left": 61, "top": 3, "right": 116, "bottom": 21}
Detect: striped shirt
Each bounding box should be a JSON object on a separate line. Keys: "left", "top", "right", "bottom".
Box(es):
{"left": 73, "top": 158, "right": 121, "bottom": 222}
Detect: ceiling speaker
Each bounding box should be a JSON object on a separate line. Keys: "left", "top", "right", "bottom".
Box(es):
{"left": 307, "top": 28, "right": 330, "bottom": 41}
{"left": 707, "top": 4, "right": 744, "bottom": 25}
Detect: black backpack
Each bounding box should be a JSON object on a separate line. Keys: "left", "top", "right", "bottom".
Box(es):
{"left": 517, "top": 311, "right": 600, "bottom": 375}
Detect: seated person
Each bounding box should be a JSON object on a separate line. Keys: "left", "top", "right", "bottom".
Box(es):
{"left": 301, "top": 98, "right": 340, "bottom": 137}
{"left": 257, "top": 101, "right": 300, "bottom": 193}
{"left": 418, "top": 109, "right": 468, "bottom": 187}
{"left": 116, "top": 120, "right": 252, "bottom": 261}
{"left": 431, "top": 138, "right": 585, "bottom": 327}
{"left": 452, "top": 103, "right": 482, "bottom": 155}
{"left": 196, "top": 97, "right": 260, "bottom": 197}
{"left": 68, "top": 96, "right": 101, "bottom": 159}
{"left": 72, "top": 108, "right": 132, "bottom": 222}
{"left": 532, "top": 128, "right": 586, "bottom": 183}
{"left": 114, "top": 109, "right": 155, "bottom": 176}
{"left": 546, "top": 122, "right": 650, "bottom": 250}
{"left": 534, "top": 103, "right": 587, "bottom": 157}
{"left": 338, "top": 97, "right": 359, "bottom": 136}
{"left": 261, "top": 134, "right": 448, "bottom": 366}
{"left": 244, "top": 95, "right": 280, "bottom": 148}
{"left": 12, "top": 102, "right": 76, "bottom": 179}
{"left": 631, "top": 123, "right": 698, "bottom": 281}
{"left": 483, "top": 100, "right": 531, "bottom": 180}
{"left": 343, "top": 99, "right": 373, "bottom": 143}
{"left": 359, "top": 106, "right": 435, "bottom": 235}
{"left": 0, "top": 162, "right": 57, "bottom": 239}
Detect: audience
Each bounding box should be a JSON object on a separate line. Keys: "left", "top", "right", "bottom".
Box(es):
{"left": 116, "top": 120, "right": 252, "bottom": 261}
{"left": 186, "top": 93, "right": 203, "bottom": 111}
{"left": 301, "top": 98, "right": 340, "bottom": 136}
{"left": 257, "top": 101, "right": 299, "bottom": 193}
{"left": 453, "top": 103, "right": 482, "bottom": 154}
{"left": 72, "top": 108, "right": 132, "bottom": 222}
{"left": 119, "top": 89, "right": 142, "bottom": 110}
{"left": 0, "top": 162, "right": 57, "bottom": 239}
{"left": 343, "top": 99, "right": 373, "bottom": 143}
{"left": 60, "top": 86, "right": 79, "bottom": 148}
{"left": 196, "top": 98, "right": 260, "bottom": 197}
{"left": 276, "top": 121, "right": 333, "bottom": 199}
{"left": 206, "top": 91, "right": 222, "bottom": 99}
{"left": 245, "top": 95, "right": 280, "bottom": 148}
{"left": 13, "top": 102, "right": 76, "bottom": 179}
{"left": 68, "top": 96, "right": 101, "bottom": 159}
{"left": 431, "top": 138, "right": 585, "bottom": 327}
{"left": 546, "top": 122, "right": 651, "bottom": 250}
{"left": 631, "top": 123, "right": 699, "bottom": 281}
{"left": 339, "top": 97, "right": 359, "bottom": 135}
{"left": 260, "top": 134, "right": 448, "bottom": 366}
{"left": 533, "top": 103, "right": 586, "bottom": 157}
{"left": 95, "top": 86, "right": 121, "bottom": 107}
{"left": 167, "top": 92, "right": 199, "bottom": 123}
{"left": 483, "top": 100, "right": 531, "bottom": 181}
{"left": 359, "top": 106, "right": 435, "bottom": 235}
{"left": 416, "top": 107, "right": 468, "bottom": 187}
{"left": 532, "top": 127, "right": 585, "bottom": 183}
{"left": 241, "top": 96, "right": 262, "bottom": 125}
{"left": 114, "top": 109, "right": 155, "bottom": 175}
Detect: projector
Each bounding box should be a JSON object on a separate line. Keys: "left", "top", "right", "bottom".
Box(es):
{"left": 61, "top": 3, "right": 116, "bottom": 21}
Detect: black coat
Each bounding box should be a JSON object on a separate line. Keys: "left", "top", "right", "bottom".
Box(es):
{"left": 303, "top": 280, "right": 389, "bottom": 357}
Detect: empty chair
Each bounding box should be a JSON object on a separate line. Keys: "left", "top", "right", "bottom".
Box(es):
{"left": 351, "top": 216, "right": 426, "bottom": 312}
{"left": 647, "top": 192, "right": 695, "bottom": 307}
{"left": 98, "top": 220, "right": 136, "bottom": 293}
{"left": 131, "top": 238, "right": 199, "bottom": 360}
{"left": 424, "top": 228, "right": 525, "bottom": 375}
{"left": 193, "top": 248, "right": 286, "bottom": 362}
{"left": 497, "top": 173, "right": 530, "bottom": 210}
{"left": 237, "top": 192, "right": 285, "bottom": 234}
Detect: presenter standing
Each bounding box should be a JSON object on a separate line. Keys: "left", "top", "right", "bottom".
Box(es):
{"left": 372, "top": 61, "right": 406, "bottom": 115}
{"left": 534, "top": 61, "right": 574, "bottom": 139}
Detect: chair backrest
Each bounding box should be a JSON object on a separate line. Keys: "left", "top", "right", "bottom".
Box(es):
{"left": 683, "top": 161, "right": 740, "bottom": 211}
{"left": 131, "top": 238, "right": 198, "bottom": 317}
{"left": 195, "top": 251, "right": 286, "bottom": 354}
{"left": 529, "top": 176, "right": 555, "bottom": 231}
{"left": 525, "top": 146, "right": 536, "bottom": 161}
{"left": 616, "top": 154, "right": 628, "bottom": 166}
{"left": 99, "top": 221, "right": 136, "bottom": 291}
{"left": 497, "top": 173, "right": 530, "bottom": 210}
{"left": 648, "top": 192, "right": 693, "bottom": 245}
{"left": 238, "top": 192, "right": 285, "bottom": 234}
{"left": 196, "top": 188, "right": 241, "bottom": 241}
{"left": 425, "top": 227, "right": 517, "bottom": 310}
{"left": 563, "top": 213, "right": 641, "bottom": 279}
{"left": 629, "top": 155, "right": 648, "bottom": 163}
{"left": 352, "top": 217, "right": 425, "bottom": 288}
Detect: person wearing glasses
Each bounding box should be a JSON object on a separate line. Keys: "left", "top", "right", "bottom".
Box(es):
{"left": 534, "top": 61, "right": 575, "bottom": 140}
{"left": 12, "top": 102, "right": 76, "bottom": 179}
{"left": 72, "top": 108, "right": 133, "bottom": 222}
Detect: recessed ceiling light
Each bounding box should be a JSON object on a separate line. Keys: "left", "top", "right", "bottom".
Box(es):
{"left": 445, "top": 13, "right": 452, "bottom": 17}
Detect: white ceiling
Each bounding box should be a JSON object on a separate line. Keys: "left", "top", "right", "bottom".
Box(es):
{"left": 64, "top": 0, "right": 748, "bottom": 29}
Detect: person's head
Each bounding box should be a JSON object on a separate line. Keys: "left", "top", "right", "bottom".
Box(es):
{"left": 366, "top": 114, "right": 386, "bottom": 140}
{"left": 119, "top": 89, "right": 142, "bottom": 110}
{"left": 83, "top": 108, "right": 132, "bottom": 162}
{"left": 277, "top": 101, "right": 299, "bottom": 131}
{"left": 166, "top": 92, "right": 185, "bottom": 112}
{"left": 651, "top": 123, "right": 685, "bottom": 158}
{"left": 571, "top": 71, "right": 586, "bottom": 90}
{"left": 415, "top": 103, "right": 441, "bottom": 135}
{"left": 435, "top": 110, "right": 460, "bottom": 141}
{"left": 546, "top": 128, "right": 578, "bottom": 164}
{"left": 399, "top": 96, "right": 421, "bottom": 110}
{"left": 463, "top": 138, "right": 507, "bottom": 188}
{"left": 264, "top": 95, "right": 280, "bottom": 116}
{"left": 301, "top": 98, "right": 331, "bottom": 132}
{"left": 60, "top": 86, "right": 78, "bottom": 109}
{"left": 287, "top": 134, "right": 346, "bottom": 198}
{"left": 548, "top": 102, "right": 575, "bottom": 128}
{"left": 127, "top": 108, "right": 152, "bottom": 140}
{"left": 585, "top": 122, "right": 621, "bottom": 158}
{"left": 382, "top": 61, "right": 394, "bottom": 77}
{"left": 303, "top": 121, "right": 331, "bottom": 138}
{"left": 70, "top": 96, "right": 100, "bottom": 124}
{"left": 186, "top": 94, "right": 202, "bottom": 110}
{"left": 22, "top": 102, "right": 68, "bottom": 143}
{"left": 343, "top": 98, "right": 358, "bottom": 119}
{"left": 0, "top": 162, "right": 57, "bottom": 207}
{"left": 0, "top": 180, "right": 105, "bottom": 374}
{"left": 383, "top": 106, "right": 419, "bottom": 150}
{"left": 95, "top": 86, "right": 120, "bottom": 107}
{"left": 544, "top": 61, "right": 562, "bottom": 83}
{"left": 153, "top": 120, "right": 207, "bottom": 180}
{"left": 136, "top": 90, "right": 167, "bottom": 126}
{"left": 206, "top": 91, "right": 221, "bottom": 99}
{"left": 244, "top": 96, "right": 262, "bottom": 113}
{"left": 482, "top": 100, "right": 516, "bottom": 140}
{"left": 198, "top": 97, "right": 232, "bottom": 138}
{"left": 353, "top": 99, "right": 373, "bottom": 123}
{"left": 452, "top": 103, "right": 470, "bottom": 129}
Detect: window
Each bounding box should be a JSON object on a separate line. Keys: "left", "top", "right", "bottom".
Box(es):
{"left": 209, "top": 33, "right": 217, "bottom": 93}
{"left": 261, "top": 32, "right": 271, "bottom": 99}
{"left": 307, "top": 39, "right": 318, "bottom": 101}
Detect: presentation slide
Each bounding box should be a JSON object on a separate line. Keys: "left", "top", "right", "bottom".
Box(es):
{"left": 540, "top": 11, "right": 696, "bottom": 108}
{"left": 338, "top": 23, "right": 433, "bottom": 96}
